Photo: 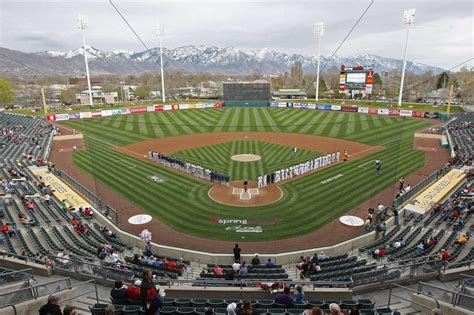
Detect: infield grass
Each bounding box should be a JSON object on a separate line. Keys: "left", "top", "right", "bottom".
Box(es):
{"left": 60, "top": 107, "right": 430, "bottom": 242}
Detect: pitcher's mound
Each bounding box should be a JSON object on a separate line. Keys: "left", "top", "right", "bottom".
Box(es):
{"left": 209, "top": 180, "right": 283, "bottom": 207}
{"left": 231, "top": 154, "right": 261, "bottom": 162}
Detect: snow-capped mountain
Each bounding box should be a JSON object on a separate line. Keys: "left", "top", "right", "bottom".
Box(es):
{"left": 0, "top": 45, "right": 444, "bottom": 77}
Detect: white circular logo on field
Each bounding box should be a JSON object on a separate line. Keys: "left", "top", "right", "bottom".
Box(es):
{"left": 339, "top": 215, "right": 364, "bottom": 226}
{"left": 231, "top": 154, "right": 261, "bottom": 162}
{"left": 128, "top": 214, "right": 152, "bottom": 225}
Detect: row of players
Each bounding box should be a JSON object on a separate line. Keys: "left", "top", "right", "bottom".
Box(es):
{"left": 148, "top": 151, "right": 231, "bottom": 186}
{"left": 257, "top": 150, "right": 342, "bottom": 187}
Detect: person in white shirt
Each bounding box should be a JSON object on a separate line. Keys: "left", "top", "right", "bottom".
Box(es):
{"left": 232, "top": 262, "right": 241, "bottom": 272}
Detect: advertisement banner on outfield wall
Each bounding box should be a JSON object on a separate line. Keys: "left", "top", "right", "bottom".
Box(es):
{"left": 278, "top": 102, "right": 287, "bottom": 108}
{"left": 68, "top": 113, "right": 81, "bottom": 120}
{"left": 287, "top": 103, "right": 293, "bottom": 108}
{"left": 400, "top": 110, "right": 413, "bottom": 117}
{"left": 147, "top": 106, "right": 155, "bottom": 112}
{"left": 389, "top": 109, "right": 400, "bottom": 116}
{"left": 317, "top": 105, "right": 326, "bottom": 110}
{"left": 196, "top": 103, "right": 206, "bottom": 109}
{"left": 341, "top": 106, "right": 358, "bottom": 112}
{"left": 300, "top": 103, "right": 308, "bottom": 109}
{"left": 120, "top": 109, "right": 130, "bottom": 115}
{"left": 308, "top": 104, "right": 316, "bottom": 110}
{"left": 214, "top": 102, "right": 222, "bottom": 108}
{"left": 172, "top": 104, "right": 179, "bottom": 110}
{"left": 205, "top": 103, "right": 214, "bottom": 108}
{"left": 188, "top": 104, "right": 197, "bottom": 109}
{"left": 368, "top": 108, "right": 378, "bottom": 114}
{"left": 46, "top": 115, "right": 55, "bottom": 121}
{"left": 154, "top": 105, "right": 164, "bottom": 111}
{"left": 91, "top": 112, "right": 102, "bottom": 118}
{"left": 55, "top": 114, "right": 70, "bottom": 121}
{"left": 130, "top": 107, "right": 147, "bottom": 114}
{"left": 412, "top": 111, "right": 424, "bottom": 118}
{"left": 358, "top": 107, "right": 369, "bottom": 114}
{"left": 331, "top": 105, "right": 341, "bottom": 111}
{"left": 378, "top": 108, "right": 389, "bottom": 115}
{"left": 80, "top": 112, "right": 92, "bottom": 119}
{"left": 180, "top": 104, "right": 189, "bottom": 110}
{"left": 293, "top": 103, "right": 301, "bottom": 108}
{"left": 270, "top": 102, "right": 278, "bottom": 107}
{"left": 101, "top": 110, "right": 112, "bottom": 117}
{"left": 163, "top": 105, "right": 172, "bottom": 111}
{"left": 424, "top": 112, "right": 439, "bottom": 119}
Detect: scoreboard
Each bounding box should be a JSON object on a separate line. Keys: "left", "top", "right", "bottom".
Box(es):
{"left": 339, "top": 65, "right": 374, "bottom": 98}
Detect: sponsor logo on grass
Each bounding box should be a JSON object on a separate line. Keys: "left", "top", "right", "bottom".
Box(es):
{"left": 148, "top": 175, "right": 167, "bottom": 183}
{"left": 320, "top": 173, "right": 344, "bottom": 185}
{"left": 209, "top": 217, "right": 280, "bottom": 225}
{"left": 225, "top": 226, "right": 263, "bottom": 233}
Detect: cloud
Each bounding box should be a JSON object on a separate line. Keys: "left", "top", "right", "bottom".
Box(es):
{"left": 0, "top": 0, "right": 472, "bottom": 68}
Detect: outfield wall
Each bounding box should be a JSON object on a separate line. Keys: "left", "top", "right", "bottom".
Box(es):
{"left": 44, "top": 101, "right": 441, "bottom": 122}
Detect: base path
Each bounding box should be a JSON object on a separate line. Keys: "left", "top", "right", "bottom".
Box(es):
{"left": 209, "top": 180, "right": 283, "bottom": 207}
{"left": 50, "top": 123, "right": 449, "bottom": 254}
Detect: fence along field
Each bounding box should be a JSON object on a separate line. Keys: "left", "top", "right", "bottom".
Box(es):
{"left": 60, "top": 107, "right": 429, "bottom": 241}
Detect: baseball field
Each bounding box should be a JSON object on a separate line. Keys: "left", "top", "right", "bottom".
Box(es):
{"left": 59, "top": 107, "right": 429, "bottom": 241}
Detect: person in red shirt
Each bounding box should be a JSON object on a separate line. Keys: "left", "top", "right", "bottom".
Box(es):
{"left": 84, "top": 208, "right": 93, "bottom": 217}
{"left": 71, "top": 218, "right": 79, "bottom": 227}
{"left": 127, "top": 280, "right": 142, "bottom": 301}
{"left": 214, "top": 265, "right": 224, "bottom": 275}
{"left": 2, "top": 223, "right": 8, "bottom": 234}
{"left": 441, "top": 249, "right": 449, "bottom": 261}
{"left": 167, "top": 260, "right": 176, "bottom": 269}
{"left": 452, "top": 210, "right": 460, "bottom": 219}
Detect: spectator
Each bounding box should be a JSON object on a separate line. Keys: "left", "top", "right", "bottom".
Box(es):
{"left": 317, "top": 251, "right": 327, "bottom": 261}
{"left": 431, "top": 309, "right": 442, "bottom": 315}
{"left": 293, "top": 285, "right": 305, "bottom": 304}
{"left": 214, "top": 265, "right": 224, "bottom": 275}
{"left": 39, "top": 295, "right": 62, "bottom": 315}
{"left": 239, "top": 262, "right": 248, "bottom": 275}
{"left": 393, "top": 208, "right": 399, "bottom": 226}
{"left": 128, "top": 279, "right": 142, "bottom": 301}
{"left": 274, "top": 286, "right": 293, "bottom": 307}
{"left": 63, "top": 305, "right": 77, "bottom": 315}
{"left": 455, "top": 234, "right": 468, "bottom": 245}
{"left": 140, "top": 269, "right": 156, "bottom": 305}
{"left": 71, "top": 218, "right": 79, "bottom": 227}
{"left": 266, "top": 259, "right": 275, "bottom": 267}
{"left": 110, "top": 279, "right": 128, "bottom": 301}
{"left": 349, "top": 309, "right": 360, "bottom": 315}
{"left": 144, "top": 241, "right": 153, "bottom": 257}
{"left": 237, "top": 300, "right": 257, "bottom": 315}
{"left": 227, "top": 302, "right": 237, "bottom": 315}
{"left": 440, "top": 249, "right": 449, "bottom": 261}
{"left": 329, "top": 303, "right": 343, "bottom": 315}
{"left": 232, "top": 261, "right": 241, "bottom": 272}
{"left": 304, "top": 307, "right": 323, "bottom": 315}
{"left": 233, "top": 244, "right": 241, "bottom": 263}
{"left": 251, "top": 254, "right": 260, "bottom": 266}
{"left": 104, "top": 304, "right": 115, "bottom": 315}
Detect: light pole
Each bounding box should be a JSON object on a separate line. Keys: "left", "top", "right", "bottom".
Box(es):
{"left": 78, "top": 15, "right": 93, "bottom": 106}
{"left": 314, "top": 22, "right": 324, "bottom": 102}
{"left": 156, "top": 24, "right": 166, "bottom": 103}
{"left": 397, "top": 8, "right": 415, "bottom": 107}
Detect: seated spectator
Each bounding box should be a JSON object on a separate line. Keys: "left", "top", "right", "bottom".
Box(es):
{"left": 251, "top": 254, "right": 260, "bottom": 266}
{"left": 440, "top": 249, "right": 449, "bottom": 261}
{"left": 39, "top": 295, "right": 62, "bottom": 315}
{"left": 239, "top": 262, "right": 248, "bottom": 275}
{"left": 213, "top": 265, "right": 224, "bottom": 275}
{"left": 71, "top": 218, "right": 79, "bottom": 227}
{"left": 63, "top": 304, "right": 77, "bottom": 315}
{"left": 227, "top": 302, "right": 237, "bottom": 315}
{"left": 329, "top": 303, "right": 344, "bottom": 315}
{"left": 317, "top": 251, "right": 327, "bottom": 261}
{"left": 110, "top": 251, "right": 119, "bottom": 264}
{"left": 274, "top": 286, "right": 293, "bottom": 307}
{"left": 128, "top": 279, "right": 142, "bottom": 301}
{"left": 293, "top": 285, "right": 305, "bottom": 304}
{"left": 237, "top": 300, "right": 256, "bottom": 315}
{"left": 265, "top": 259, "right": 275, "bottom": 267}
{"left": 111, "top": 279, "right": 128, "bottom": 301}
{"left": 84, "top": 207, "right": 93, "bottom": 217}
{"left": 304, "top": 307, "right": 323, "bottom": 315}
{"left": 232, "top": 261, "right": 241, "bottom": 272}
{"left": 224, "top": 268, "right": 235, "bottom": 281}
{"left": 455, "top": 234, "right": 468, "bottom": 245}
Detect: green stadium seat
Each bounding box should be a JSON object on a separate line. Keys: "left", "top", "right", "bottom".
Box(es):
{"left": 287, "top": 309, "right": 303, "bottom": 314}
{"left": 208, "top": 299, "right": 226, "bottom": 308}
{"left": 164, "top": 298, "right": 176, "bottom": 306}
{"left": 308, "top": 300, "right": 324, "bottom": 308}
{"left": 161, "top": 306, "right": 177, "bottom": 314}
{"left": 214, "top": 308, "right": 228, "bottom": 315}
{"left": 268, "top": 308, "right": 285, "bottom": 315}
{"left": 192, "top": 298, "right": 208, "bottom": 307}
{"left": 177, "top": 307, "right": 195, "bottom": 315}
{"left": 176, "top": 298, "right": 192, "bottom": 307}
{"left": 257, "top": 299, "right": 274, "bottom": 308}
{"left": 123, "top": 305, "right": 142, "bottom": 315}
{"left": 358, "top": 299, "right": 375, "bottom": 310}
{"left": 341, "top": 300, "right": 358, "bottom": 309}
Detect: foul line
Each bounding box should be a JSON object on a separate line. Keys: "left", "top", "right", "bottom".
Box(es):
{"left": 357, "top": 159, "right": 375, "bottom": 169}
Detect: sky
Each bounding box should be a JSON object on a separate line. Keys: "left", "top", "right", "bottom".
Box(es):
{"left": 0, "top": 0, "right": 472, "bottom": 69}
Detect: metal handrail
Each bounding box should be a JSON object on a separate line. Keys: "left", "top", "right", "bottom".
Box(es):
{"left": 418, "top": 281, "right": 474, "bottom": 309}
{"left": 0, "top": 305, "right": 17, "bottom": 315}
{"left": 0, "top": 268, "right": 35, "bottom": 285}
{"left": 388, "top": 283, "right": 440, "bottom": 310}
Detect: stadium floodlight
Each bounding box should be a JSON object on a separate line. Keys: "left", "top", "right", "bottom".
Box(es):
{"left": 314, "top": 22, "right": 324, "bottom": 102}
{"left": 156, "top": 24, "right": 166, "bottom": 103}
{"left": 78, "top": 14, "right": 93, "bottom": 106}
{"left": 397, "top": 8, "right": 416, "bottom": 107}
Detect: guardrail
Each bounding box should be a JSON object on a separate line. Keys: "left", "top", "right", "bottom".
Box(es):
{"left": 0, "top": 268, "right": 35, "bottom": 286}
{"left": 53, "top": 169, "right": 102, "bottom": 207}
{"left": 393, "top": 166, "right": 449, "bottom": 208}
{"left": 417, "top": 281, "right": 474, "bottom": 311}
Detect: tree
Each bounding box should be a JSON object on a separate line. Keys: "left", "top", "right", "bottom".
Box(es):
{"left": 0, "top": 77, "right": 15, "bottom": 105}
{"left": 290, "top": 61, "right": 304, "bottom": 88}
{"left": 59, "top": 88, "right": 80, "bottom": 105}
{"left": 373, "top": 73, "right": 383, "bottom": 85}
{"left": 319, "top": 78, "right": 327, "bottom": 94}
{"left": 134, "top": 85, "right": 151, "bottom": 100}
{"left": 436, "top": 72, "right": 449, "bottom": 89}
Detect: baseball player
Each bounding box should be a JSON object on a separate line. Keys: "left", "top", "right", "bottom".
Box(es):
{"left": 375, "top": 160, "right": 382, "bottom": 176}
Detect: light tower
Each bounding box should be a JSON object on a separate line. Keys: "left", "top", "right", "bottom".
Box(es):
{"left": 314, "top": 22, "right": 324, "bottom": 102}
{"left": 156, "top": 24, "right": 166, "bottom": 103}
{"left": 78, "top": 14, "right": 93, "bottom": 106}
{"left": 397, "top": 8, "right": 416, "bottom": 107}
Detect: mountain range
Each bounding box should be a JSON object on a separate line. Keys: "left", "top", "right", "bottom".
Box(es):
{"left": 0, "top": 45, "right": 445, "bottom": 77}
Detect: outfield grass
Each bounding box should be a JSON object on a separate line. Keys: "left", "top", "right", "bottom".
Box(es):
{"left": 172, "top": 140, "right": 321, "bottom": 180}
{"left": 60, "top": 107, "right": 429, "bottom": 241}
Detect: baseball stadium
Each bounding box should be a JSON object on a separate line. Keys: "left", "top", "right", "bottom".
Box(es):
{"left": 1, "top": 1, "right": 474, "bottom": 314}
